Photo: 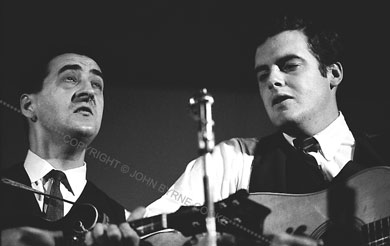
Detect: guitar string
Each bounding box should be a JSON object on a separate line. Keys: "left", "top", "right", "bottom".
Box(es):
{"left": 364, "top": 216, "right": 390, "bottom": 245}
{"left": 217, "top": 214, "right": 271, "bottom": 246}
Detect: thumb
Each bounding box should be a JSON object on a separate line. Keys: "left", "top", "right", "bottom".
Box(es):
{"left": 128, "top": 206, "right": 146, "bottom": 221}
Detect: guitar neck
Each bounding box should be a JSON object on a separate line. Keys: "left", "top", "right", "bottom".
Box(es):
{"left": 129, "top": 214, "right": 169, "bottom": 237}
{"left": 128, "top": 190, "right": 274, "bottom": 244}
{"left": 361, "top": 216, "right": 390, "bottom": 245}
{"left": 128, "top": 212, "right": 271, "bottom": 245}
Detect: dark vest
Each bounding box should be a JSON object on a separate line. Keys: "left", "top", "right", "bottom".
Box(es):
{"left": 248, "top": 131, "right": 389, "bottom": 193}
{"left": 0, "top": 163, "right": 126, "bottom": 229}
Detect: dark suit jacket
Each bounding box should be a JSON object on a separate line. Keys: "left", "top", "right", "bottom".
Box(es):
{"left": 0, "top": 163, "right": 126, "bottom": 230}
{"left": 248, "top": 130, "right": 389, "bottom": 193}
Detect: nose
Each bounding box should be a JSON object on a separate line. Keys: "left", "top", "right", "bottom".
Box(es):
{"left": 267, "top": 66, "right": 285, "bottom": 89}
{"left": 72, "top": 80, "right": 96, "bottom": 104}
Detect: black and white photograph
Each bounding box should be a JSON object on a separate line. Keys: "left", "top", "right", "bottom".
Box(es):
{"left": 1, "top": 1, "right": 390, "bottom": 245}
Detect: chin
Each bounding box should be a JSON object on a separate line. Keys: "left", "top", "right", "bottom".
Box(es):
{"left": 70, "top": 126, "right": 99, "bottom": 140}
{"left": 271, "top": 115, "right": 297, "bottom": 130}
{"left": 270, "top": 114, "right": 288, "bottom": 126}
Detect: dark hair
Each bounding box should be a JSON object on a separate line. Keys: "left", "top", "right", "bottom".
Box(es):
{"left": 17, "top": 43, "right": 104, "bottom": 95}
{"left": 256, "top": 14, "right": 344, "bottom": 77}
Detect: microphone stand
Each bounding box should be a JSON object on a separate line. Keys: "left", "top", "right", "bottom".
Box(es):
{"left": 189, "top": 88, "right": 217, "bottom": 246}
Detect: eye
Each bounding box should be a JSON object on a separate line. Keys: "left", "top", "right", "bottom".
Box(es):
{"left": 284, "top": 63, "right": 299, "bottom": 70}
{"left": 61, "top": 73, "right": 79, "bottom": 85}
{"left": 92, "top": 81, "right": 103, "bottom": 91}
{"left": 256, "top": 71, "right": 269, "bottom": 83}
{"left": 281, "top": 60, "right": 301, "bottom": 72}
{"left": 65, "top": 76, "right": 77, "bottom": 82}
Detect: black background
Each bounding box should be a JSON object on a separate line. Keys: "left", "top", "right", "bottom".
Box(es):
{"left": 1, "top": 0, "right": 389, "bottom": 210}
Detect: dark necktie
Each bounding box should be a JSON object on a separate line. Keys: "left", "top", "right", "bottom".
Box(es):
{"left": 44, "top": 170, "right": 71, "bottom": 221}
{"left": 293, "top": 137, "right": 321, "bottom": 153}
{"left": 293, "top": 137, "right": 328, "bottom": 181}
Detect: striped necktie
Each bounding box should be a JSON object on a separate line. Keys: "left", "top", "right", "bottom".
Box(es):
{"left": 293, "top": 137, "right": 328, "bottom": 181}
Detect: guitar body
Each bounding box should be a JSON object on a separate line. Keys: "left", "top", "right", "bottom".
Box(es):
{"left": 249, "top": 166, "right": 390, "bottom": 244}
{"left": 146, "top": 167, "right": 390, "bottom": 245}
{"left": 6, "top": 167, "right": 388, "bottom": 245}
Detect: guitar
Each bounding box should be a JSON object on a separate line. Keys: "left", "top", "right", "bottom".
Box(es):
{"left": 144, "top": 166, "right": 390, "bottom": 246}
{"left": 4, "top": 166, "right": 389, "bottom": 245}
{"left": 0, "top": 179, "right": 271, "bottom": 245}
{"left": 130, "top": 189, "right": 270, "bottom": 241}
{"left": 248, "top": 166, "right": 390, "bottom": 245}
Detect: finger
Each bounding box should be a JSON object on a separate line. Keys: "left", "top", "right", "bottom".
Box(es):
{"left": 128, "top": 206, "right": 146, "bottom": 221}
{"left": 119, "top": 222, "right": 140, "bottom": 246}
{"left": 272, "top": 233, "right": 320, "bottom": 246}
{"left": 92, "top": 223, "right": 107, "bottom": 245}
{"left": 106, "top": 224, "right": 121, "bottom": 245}
{"left": 84, "top": 231, "right": 93, "bottom": 246}
{"left": 2, "top": 227, "right": 57, "bottom": 246}
{"left": 21, "top": 227, "right": 62, "bottom": 246}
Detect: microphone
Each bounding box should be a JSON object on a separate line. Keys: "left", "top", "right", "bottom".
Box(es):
{"left": 188, "top": 88, "right": 218, "bottom": 246}
{"left": 188, "top": 88, "right": 215, "bottom": 155}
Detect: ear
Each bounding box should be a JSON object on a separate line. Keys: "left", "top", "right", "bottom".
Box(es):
{"left": 20, "top": 94, "right": 37, "bottom": 122}
{"left": 327, "top": 62, "right": 343, "bottom": 89}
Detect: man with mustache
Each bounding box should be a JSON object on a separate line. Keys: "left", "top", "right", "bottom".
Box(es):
{"left": 1, "top": 51, "right": 144, "bottom": 246}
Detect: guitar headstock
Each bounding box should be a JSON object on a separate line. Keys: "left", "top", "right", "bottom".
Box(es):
{"left": 168, "top": 189, "right": 271, "bottom": 239}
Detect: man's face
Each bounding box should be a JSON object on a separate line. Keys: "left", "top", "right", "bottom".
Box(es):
{"left": 33, "top": 53, "right": 104, "bottom": 142}
{"left": 254, "top": 30, "right": 335, "bottom": 132}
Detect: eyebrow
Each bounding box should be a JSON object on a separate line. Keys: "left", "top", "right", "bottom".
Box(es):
{"left": 91, "top": 69, "right": 103, "bottom": 79}
{"left": 58, "top": 64, "right": 104, "bottom": 79}
{"left": 254, "top": 64, "right": 268, "bottom": 74}
{"left": 254, "top": 54, "right": 303, "bottom": 74}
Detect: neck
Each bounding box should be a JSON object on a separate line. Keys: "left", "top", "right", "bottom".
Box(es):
{"left": 283, "top": 110, "right": 340, "bottom": 138}
{"left": 29, "top": 131, "right": 90, "bottom": 170}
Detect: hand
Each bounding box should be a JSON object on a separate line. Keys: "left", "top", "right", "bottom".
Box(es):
{"left": 270, "top": 232, "right": 324, "bottom": 246}
{"left": 1, "top": 227, "right": 63, "bottom": 246}
{"left": 84, "top": 206, "right": 146, "bottom": 246}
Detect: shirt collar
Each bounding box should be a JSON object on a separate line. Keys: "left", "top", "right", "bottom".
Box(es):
{"left": 24, "top": 150, "right": 87, "bottom": 195}
{"left": 283, "top": 112, "right": 354, "bottom": 160}
{"left": 314, "top": 112, "right": 354, "bottom": 160}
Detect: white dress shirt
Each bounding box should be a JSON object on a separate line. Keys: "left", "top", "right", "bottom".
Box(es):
{"left": 24, "top": 150, "right": 87, "bottom": 216}
{"left": 283, "top": 112, "right": 355, "bottom": 180}
{"left": 145, "top": 112, "right": 356, "bottom": 217}
{"left": 24, "top": 150, "right": 131, "bottom": 220}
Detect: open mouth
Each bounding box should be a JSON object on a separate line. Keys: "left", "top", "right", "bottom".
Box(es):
{"left": 74, "top": 106, "right": 93, "bottom": 115}
{"left": 272, "top": 95, "right": 293, "bottom": 106}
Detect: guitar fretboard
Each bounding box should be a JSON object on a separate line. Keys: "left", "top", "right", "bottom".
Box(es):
{"left": 129, "top": 214, "right": 167, "bottom": 237}
{"left": 361, "top": 216, "right": 390, "bottom": 245}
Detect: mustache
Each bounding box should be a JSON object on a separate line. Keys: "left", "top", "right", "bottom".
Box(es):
{"left": 71, "top": 93, "right": 96, "bottom": 105}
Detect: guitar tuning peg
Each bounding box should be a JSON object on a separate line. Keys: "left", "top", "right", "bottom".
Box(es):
{"left": 231, "top": 199, "right": 240, "bottom": 206}
{"left": 232, "top": 217, "right": 242, "bottom": 224}
{"left": 192, "top": 221, "right": 201, "bottom": 228}
{"left": 217, "top": 202, "right": 227, "bottom": 209}
{"left": 219, "top": 217, "right": 229, "bottom": 226}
